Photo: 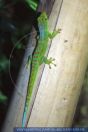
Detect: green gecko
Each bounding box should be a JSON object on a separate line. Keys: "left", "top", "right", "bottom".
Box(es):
{"left": 22, "top": 12, "right": 61, "bottom": 127}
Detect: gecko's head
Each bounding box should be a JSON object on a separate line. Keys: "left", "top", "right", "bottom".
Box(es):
{"left": 38, "top": 12, "right": 48, "bottom": 24}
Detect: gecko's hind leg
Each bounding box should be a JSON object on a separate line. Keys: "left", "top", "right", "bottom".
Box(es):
{"left": 26, "top": 55, "right": 32, "bottom": 69}
{"left": 43, "top": 57, "right": 56, "bottom": 69}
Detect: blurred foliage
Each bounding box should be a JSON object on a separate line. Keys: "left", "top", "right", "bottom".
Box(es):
{"left": 0, "top": 55, "right": 9, "bottom": 73}
{"left": 26, "top": 0, "right": 38, "bottom": 11}
{"left": 0, "top": 0, "right": 39, "bottom": 129}
{"left": 0, "top": 0, "right": 38, "bottom": 73}
{"left": 0, "top": 91, "right": 7, "bottom": 103}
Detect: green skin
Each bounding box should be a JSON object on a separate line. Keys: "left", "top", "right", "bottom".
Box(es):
{"left": 22, "top": 12, "right": 61, "bottom": 127}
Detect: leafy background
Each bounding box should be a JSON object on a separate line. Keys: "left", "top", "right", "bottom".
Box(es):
{"left": 0, "top": 0, "right": 39, "bottom": 129}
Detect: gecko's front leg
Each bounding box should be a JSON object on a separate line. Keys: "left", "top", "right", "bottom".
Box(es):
{"left": 43, "top": 56, "right": 56, "bottom": 69}
{"left": 48, "top": 28, "right": 61, "bottom": 39}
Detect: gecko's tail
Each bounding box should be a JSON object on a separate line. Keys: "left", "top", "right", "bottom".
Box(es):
{"left": 22, "top": 80, "right": 33, "bottom": 127}
{"left": 22, "top": 66, "right": 39, "bottom": 127}
{"left": 22, "top": 106, "right": 28, "bottom": 127}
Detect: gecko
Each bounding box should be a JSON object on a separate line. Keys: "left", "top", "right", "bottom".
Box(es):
{"left": 22, "top": 12, "right": 61, "bottom": 127}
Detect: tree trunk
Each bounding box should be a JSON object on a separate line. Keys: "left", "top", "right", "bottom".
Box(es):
{"left": 27, "top": 0, "right": 88, "bottom": 127}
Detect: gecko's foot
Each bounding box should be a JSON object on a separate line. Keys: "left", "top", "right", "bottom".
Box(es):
{"left": 57, "top": 28, "right": 62, "bottom": 33}
{"left": 43, "top": 57, "right": 56, "bottom": 68}
{"left": 47, "top": 57, "right": 56, "bottom": 69}
{"left": 49, "top": 28, "right": 61, "bottom": 39}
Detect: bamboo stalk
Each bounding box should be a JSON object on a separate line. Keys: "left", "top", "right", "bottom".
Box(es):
{"left": 27, "top": 0, "right": 88, "bottom": 127}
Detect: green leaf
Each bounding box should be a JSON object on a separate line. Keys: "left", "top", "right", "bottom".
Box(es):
{"left": 0, "top": 55, "right": 9, "bottom": 72}
{"left": 26, "top": 0, "right": 38, "bottom": 11}
{"left": 0, "top": 91, "right": 7, "bottom": 103}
